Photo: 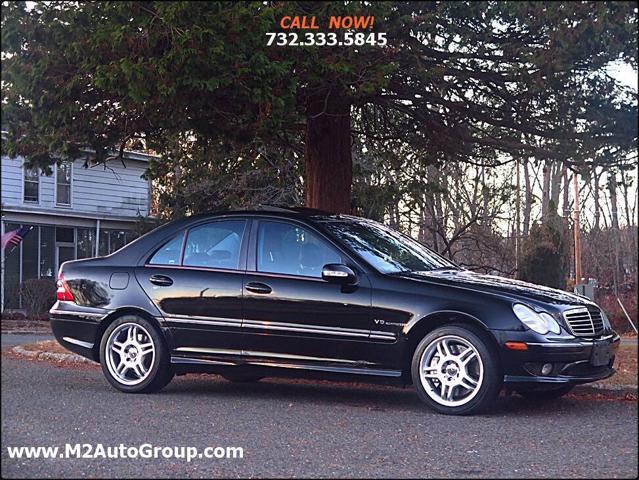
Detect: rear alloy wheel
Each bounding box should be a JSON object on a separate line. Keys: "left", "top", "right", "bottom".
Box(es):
{"left": 412, "top": 325, "right": 502, "bottom": 415}
{"left": 100, "top": 315, "right": 173, "bottom": 393}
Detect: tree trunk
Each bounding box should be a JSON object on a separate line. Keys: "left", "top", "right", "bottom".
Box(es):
{"left": 523, "top": 158, "right": 532, "bottom": 236}
{"left": 608, "top": 170, "right": 621, "bottom": 290}
{"left": 429, "top": 165, "right": 443, "bottom": 252}
{"left": 515, "top": 159, "right": 521, "bottom": 271}
{"left": 621, "top": 170, "right": 632, "bottom": 228}
{"left": 609, "top": 171, "right": 620, "bottom": 231}
{"left": 561, "top": 166, "right": 570, "bottom": 218}
{"left": 173, "top": 161, "right": 184, "bottom": 219}
{"left": 481, "top": 168, "right": 489, "bottom": 225}
{"left": 305, "top": 91, "right": 352, "bottom": 214}
{"left": 418, "top": 195, "right": 428, "bottom": 243}
{"left": 549, "top": 161, "right": 562, "bottom": 215}
{"left": 541, "top": 159, "right": 551, "bottom": 218}
{"left": 593, "top": 168, "right": 601, "bottom": 231}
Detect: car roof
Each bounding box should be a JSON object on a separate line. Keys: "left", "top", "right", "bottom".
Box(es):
{"left": 183, "top": 205, "right": 343, "bottom": 223}
{"left": 97, "top": 206, "right": 373, "bottom": 266}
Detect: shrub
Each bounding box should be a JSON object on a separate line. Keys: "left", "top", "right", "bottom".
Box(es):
{"left": 519, "top": 216, "right": 570, "bottom": 289}
{"left": 19, "top": 278, "right": 57, "bottom": 319}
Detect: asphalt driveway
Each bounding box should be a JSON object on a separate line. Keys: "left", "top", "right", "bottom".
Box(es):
{"left": 1, "top": 352, "right": 637, "bottom": 478}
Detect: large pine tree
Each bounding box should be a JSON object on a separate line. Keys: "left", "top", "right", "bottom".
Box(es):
{"left": 2, "top": 1, "right": 637, "bottom": 213}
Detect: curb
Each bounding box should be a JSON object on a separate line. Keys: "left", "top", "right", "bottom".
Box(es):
{"left": 11, "top": 345, "right": 93, "bottom": 364}
{"left": 573, "top": 383, "right": 637, "bottom": 399}
{"left": 2, "top": 330, "right": 51, "bottom": 335}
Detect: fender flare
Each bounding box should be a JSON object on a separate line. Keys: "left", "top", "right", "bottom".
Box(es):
{"left": 402, "top": 309, "right": 491, "bottom": 336}
{"left": 93, "top": 306, "right": 173, "bottom": 359}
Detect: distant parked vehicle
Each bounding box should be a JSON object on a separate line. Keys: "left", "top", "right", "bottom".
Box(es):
{"left": 50, "top": 207, "right": 619, "bottom": 415}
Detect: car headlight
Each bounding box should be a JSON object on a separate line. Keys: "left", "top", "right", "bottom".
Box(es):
{"left": 538, "top": 312, "right": 561, "bottom": 334}
{"left": 513, "top": 304, "right": 561, "bottom": 335}
{"left": 601, "top": 310, "right": 611, "bottom": 330}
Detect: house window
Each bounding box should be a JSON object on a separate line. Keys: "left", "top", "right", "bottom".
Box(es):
{"left": 98, "top": 229, "right": 138, "bottom": 256}
{"left": 76, "top": 227, "right": 96, "bottom": 259}
{"left": 56, "top": 162, "right": 72, "bottom": 206}
{"left": 23, "top": 167, "right": 39, "bottom": 203}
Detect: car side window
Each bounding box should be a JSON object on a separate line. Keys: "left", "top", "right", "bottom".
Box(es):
{"left": 183, "top": 220, "right": 246, "bottom": 270}
{"left": 257, "top": 221, "right": 342, "bottom": 278}
{"left": 148, "top": 234, "right": 183, "bottom": 265}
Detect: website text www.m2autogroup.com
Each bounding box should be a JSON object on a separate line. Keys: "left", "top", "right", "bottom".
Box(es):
{"left": 6, "top": 443, "right": 244, "bottom": 463}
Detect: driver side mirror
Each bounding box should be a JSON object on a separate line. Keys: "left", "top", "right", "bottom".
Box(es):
{"left": 321, "top": 264, "right": 357, "bottom": 285}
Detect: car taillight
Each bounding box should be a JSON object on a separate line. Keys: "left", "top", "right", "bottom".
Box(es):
{"left": 56, "top": 275, "right": 75, "bottom": 302}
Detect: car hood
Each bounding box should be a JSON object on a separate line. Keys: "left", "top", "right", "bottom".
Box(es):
{"left": 399, "top": 270, "right": 593, "bottom": 306}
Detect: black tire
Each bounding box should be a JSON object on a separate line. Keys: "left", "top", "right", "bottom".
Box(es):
{"left": 221, "top": 371, "right": 264, "bottom": 383}
{"left": 516, "top": 385, "right": 574, "bottom": 401}
{"left": 411, "top": 324, "right": 503, "bottom": 415}
{"left": 99, "top": 315, "right": 174, "bottom": 393}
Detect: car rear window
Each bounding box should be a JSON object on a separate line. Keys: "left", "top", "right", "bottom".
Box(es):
{"left": 148, "top": 234, "right": 184, "bottom": 265}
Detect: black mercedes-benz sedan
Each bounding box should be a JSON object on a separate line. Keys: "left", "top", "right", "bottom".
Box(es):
{"left": 50, "top": 207, "right": 619, "bottom": 415}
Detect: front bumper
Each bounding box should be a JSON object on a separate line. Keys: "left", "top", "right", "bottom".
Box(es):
{"left": 496, "top": 330, "right": 620, "bottom": 386}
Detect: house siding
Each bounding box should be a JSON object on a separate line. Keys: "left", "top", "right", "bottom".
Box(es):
{"left": 1, "top": 155, "right": 150, "bottom": 218}
{"left": 1, "top": 151, "right": 156, "bottom": 311}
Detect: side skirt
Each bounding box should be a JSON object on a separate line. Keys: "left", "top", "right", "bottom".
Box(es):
{"left": 170, "top": 354, "right": 402, "bottom": 378}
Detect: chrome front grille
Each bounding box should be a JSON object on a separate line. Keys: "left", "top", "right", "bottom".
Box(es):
{"left": 563, "top": 306, "right": 605, "bottom": 337}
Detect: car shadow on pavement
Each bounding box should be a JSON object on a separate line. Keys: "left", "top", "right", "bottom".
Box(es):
{"left": 41, "top": 361, "right": 609, "bottom": 418}
{"left": 168, "top": 374, "right": 423, "bottom": 409}
{"left": 141, "top": 373, "right": 587, "bottom": 417}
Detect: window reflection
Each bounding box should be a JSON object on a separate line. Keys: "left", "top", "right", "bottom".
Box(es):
{"left": 322, "top": 220, "right": 457, "bottom": 274}
{"left": 258, "top": 221, "right": 341, "bottom": 278}
{"left": 183, "top": 221, "right": 246, "bottom": 270}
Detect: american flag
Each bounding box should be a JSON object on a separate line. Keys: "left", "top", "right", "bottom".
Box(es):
{"left": 1, "top": 226, "right": 33, "bottom": 251}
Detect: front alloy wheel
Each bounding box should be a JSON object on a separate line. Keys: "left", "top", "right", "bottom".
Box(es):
{"left": 412, "top": 325, "right": 502, "bottom": 415}
{"left": 100, "top": 315, "right": 173, "bottom": 393}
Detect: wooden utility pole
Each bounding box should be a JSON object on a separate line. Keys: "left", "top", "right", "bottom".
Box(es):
{"left": 573, "top": 172, "right": 582, "bottom": 283}
{"left": 608, "top": 170, "right": 621, "bottom": 295}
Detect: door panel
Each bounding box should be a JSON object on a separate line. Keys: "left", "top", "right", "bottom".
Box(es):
{"left": 136, "top": 266, "right": 245, "bottom": 352}
{"left": 242, "top": 219, "right": 384, "bottom": 367}
{"left": 136, "top": 219, "right": 249, "bottom": 354}
{"left": 242, "top": 272, "right": 377, "bottom": 364}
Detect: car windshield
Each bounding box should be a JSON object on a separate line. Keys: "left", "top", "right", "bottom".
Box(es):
{"left": 322, "top": 219, "right": 459, "bottom": 274}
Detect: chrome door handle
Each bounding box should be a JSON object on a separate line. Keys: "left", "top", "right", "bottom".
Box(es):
{"left": 149, "top": 274, "right": 173, "bottom": 287}
{"left": 245, "top": 282, "right": 272, "bottom": 294}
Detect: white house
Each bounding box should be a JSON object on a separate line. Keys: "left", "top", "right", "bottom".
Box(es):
{"left": 1, "top": 150, "right": 158, "bottom": 310}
